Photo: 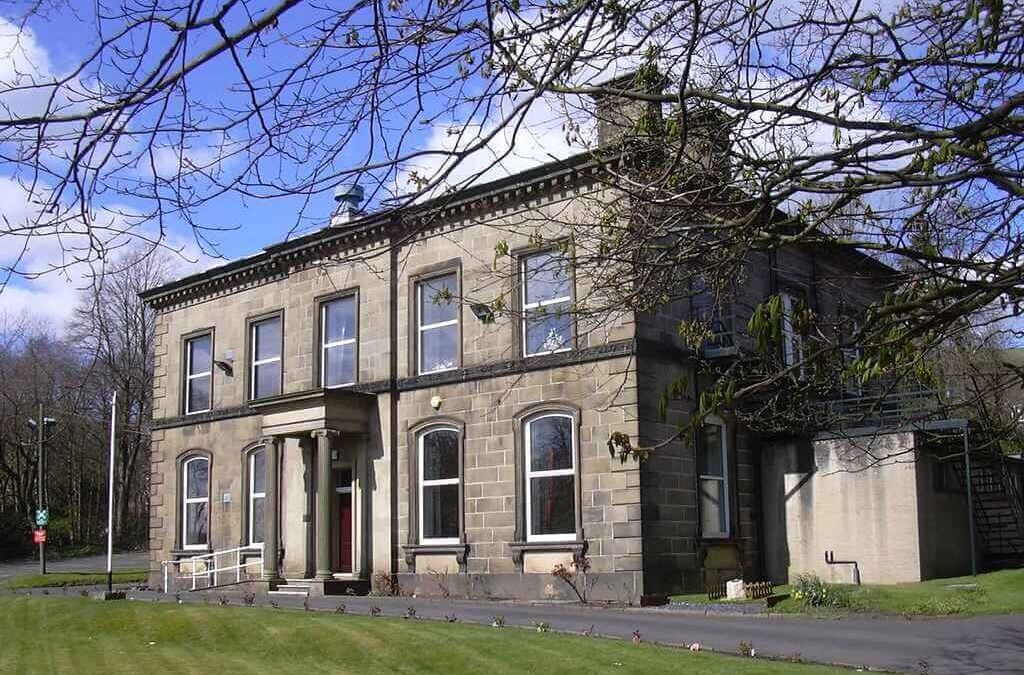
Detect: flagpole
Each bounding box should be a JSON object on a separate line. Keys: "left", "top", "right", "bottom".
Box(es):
{"left": 106, "top": 390, "right": 117, "bottom": 594}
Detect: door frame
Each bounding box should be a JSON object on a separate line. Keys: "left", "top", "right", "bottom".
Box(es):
{"left": 333, "top": 462, "right": 356, "bottom": 576}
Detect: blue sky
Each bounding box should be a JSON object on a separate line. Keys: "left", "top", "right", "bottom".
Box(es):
{"left": 0, "top": 1, "right": 586, "bottom": 329}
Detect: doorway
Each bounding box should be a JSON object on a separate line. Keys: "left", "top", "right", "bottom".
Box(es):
{"left": 334, "top": 467, "right": 353, "bottom": 574}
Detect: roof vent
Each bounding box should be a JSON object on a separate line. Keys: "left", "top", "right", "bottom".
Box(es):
{"left": 331, "top": 184, "right": 365, "bottom": 226}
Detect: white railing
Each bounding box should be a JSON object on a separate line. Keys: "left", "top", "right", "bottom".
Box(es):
{"left": 162, "top": 544, "right": 263, "bottom": 593}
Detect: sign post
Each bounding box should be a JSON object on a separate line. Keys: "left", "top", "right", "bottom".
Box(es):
{"left": 37, "top": 403, "right": 45, "bottom": 574}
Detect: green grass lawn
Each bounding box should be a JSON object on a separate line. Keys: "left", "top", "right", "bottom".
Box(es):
{"left": 670, "top": 568, "right": 1024, "bottom": 617}
{"left": 0, "top": 595, "right": 846, "bottom": 675}
{"left": 4, "top": 570, "right": 148, "bottom": 590}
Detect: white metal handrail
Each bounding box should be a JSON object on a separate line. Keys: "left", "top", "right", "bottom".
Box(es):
{"left": 162, "top": 544, "right": 263, "bottom": 593}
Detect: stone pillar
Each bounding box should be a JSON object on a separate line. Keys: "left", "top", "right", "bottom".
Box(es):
{"left": 313, "top": 429, "right": 337, "bottom": 580}
{"left": 261, "top": 436, "right": 282, "bottom": 581}
{"left": 299, "top": 436, "right": 316, "bottom": 579}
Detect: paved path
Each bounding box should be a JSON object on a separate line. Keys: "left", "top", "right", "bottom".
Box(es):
{"left": 0, "top": 551, "right": 149, "bottom": 582}
{"left": 97, "top": 589, "right": 1023, "bottom": 674}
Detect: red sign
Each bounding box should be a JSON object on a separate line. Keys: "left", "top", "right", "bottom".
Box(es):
{"left": 33, "top": 529, "right": 46, "bottom": 544}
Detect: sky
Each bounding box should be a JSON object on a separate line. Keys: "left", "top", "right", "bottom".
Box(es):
{"left": 0, "top": 0, "right": 1005, "bottom": 338}
{"left": 0, "top": 1, "right": 590, "bottom": 330}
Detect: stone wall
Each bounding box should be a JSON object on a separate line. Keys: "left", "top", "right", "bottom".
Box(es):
{"left": 395, "top": 355, "right": 644, "bottom": 602}
{"left": 761, "top": 432, "right": 925, "bottom": 584}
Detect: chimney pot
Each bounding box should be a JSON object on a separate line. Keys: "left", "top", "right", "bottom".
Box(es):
{"left": 331, "top": 184, "right": 365, "bottom": 226}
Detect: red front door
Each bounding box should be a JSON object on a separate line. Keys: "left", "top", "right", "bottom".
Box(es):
{"left": 338, "top": 492, "right": 353, "bottom": 573}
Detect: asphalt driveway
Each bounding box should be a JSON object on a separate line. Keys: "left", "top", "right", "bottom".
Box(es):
{"left": 104, "top": 588, "right": 1024, "bottom": 675}
{"left": 0, "top": 551, "right": 149, "bottom": 583}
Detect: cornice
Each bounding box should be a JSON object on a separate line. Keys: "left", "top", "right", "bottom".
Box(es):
{"left": 140, "top": 152, "right": 611, "bottom": 311}
{"left": 149, "top": 338, "right": 683, "bottom": 430}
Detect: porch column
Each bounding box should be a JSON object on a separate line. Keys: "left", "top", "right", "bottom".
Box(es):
{"left": 313, "top": 428, "right": 337, "bottom": 580}
{"left": 261, "top": 436, "right": 282, "bottom": 581}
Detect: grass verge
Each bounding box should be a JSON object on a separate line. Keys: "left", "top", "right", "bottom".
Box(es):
{"left": 5, "top": 570, "right": 148, "bottom": 590}
{"left": 0, "top": 595, "right": 848, "bottom": 675}
{"left": 669, "top": 568, "right": 1024, "bottom": 617}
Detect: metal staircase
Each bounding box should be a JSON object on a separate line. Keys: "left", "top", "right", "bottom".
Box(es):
{"left": 953, "top": 454, "right": 1024, "bottom": 567}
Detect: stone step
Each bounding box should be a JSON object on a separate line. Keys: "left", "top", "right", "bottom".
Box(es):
{"left": 270, "top": 584, "right": 312, "bottom": 596}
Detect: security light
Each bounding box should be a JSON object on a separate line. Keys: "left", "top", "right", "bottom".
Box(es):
{"left": 470, "top": 303, "right": 495, "bottom": 324}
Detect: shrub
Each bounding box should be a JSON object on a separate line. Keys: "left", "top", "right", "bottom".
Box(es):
{"left": 792, "top": 573, "right": 850, "bottom": 608}
{"left": 372, "top": 572, "right": 402, "bottom": 597}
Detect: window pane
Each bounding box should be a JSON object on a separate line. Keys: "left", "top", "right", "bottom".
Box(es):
{"left": 422, "top": 430, "right": 459, "bottom": 481}
{"left": 530, "top": 475, "right": 575, "bottom": 536}
{"left": 422, "top": 483, "right": 459, "bottom": 540}
{"left": 701, "top": 425, "right": 724, "bottom": 477}
{"left": 253, "top": 318, "right": 281, "bottom": 361}
{"left": 324, "top": 342, "right": 356, "bottom": 386}
{"left": 251, "top": 449, "right": 266, "bottom": 494}
{"left": 187, "top": 375, "right": 210, "bottom": 413}
{"left": 323, "top": 296, "right": 356, "bottom": 344}
{"left": 186, "top": 459, "right": 208, "bottom": 498}
{"left": 420, "top": 274, "right": 457, "bottom": 325}
{"left": 525, "top": 304, "right": 571, "bottom": 355}
{"left": 254, "top": 361, "right": 281, "bottom": 398}
{"left": 420, "top": 324, "right": 457, "bottom": 373}
{"left": 186, "top": 502, "right": 208, "bottom": 546}
{"left": 251, "top": 496, "right": 265, "bottom": 545}
{"left": 700, "top": 478, "right": 727, "bottom": 536}
{"left": 188, "top": 335, "right": 211, "bottom": 375}
{"left": 524, "top": 251, "right": 570, "bottom": 305}
{"left": 529, "top": 416, "right": 573, "bottom": 472}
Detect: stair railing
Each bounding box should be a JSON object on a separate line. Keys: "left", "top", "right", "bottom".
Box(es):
{"left": 162, "top": 544, "right": 264, "bottom": 593}
{"left": 998, "top": 456, "right": 1024, "bottom": 544}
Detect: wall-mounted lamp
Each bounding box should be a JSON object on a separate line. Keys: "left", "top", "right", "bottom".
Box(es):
{"left": 470, "top": 303, "right": 495, "bottom": 324}
{"left": 214, "top": 349, "right": 235, "bottom": 376}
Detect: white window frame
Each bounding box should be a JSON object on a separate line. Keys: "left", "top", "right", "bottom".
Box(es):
{"left": 182, "top": 456, "right": 210, "bottom": 550}
{"left": 247, "top": 448, "right": 266, "bottom": 548}
{"left": 521, "top": 251, "right": 572, "bottom": 358}
{"left": 780, "top": 292, "right": 802, "bottom": 368}
{"left": 418, "top": 426, "right": 460, "bottom": 545}
{"left": 525, "top": 413, "right": 577, "bottom": 542}
{"left": 184, "top": 334, "right": 212, "bottom": 415}
{"left": 699, "top": 417, "right": 730, "bottom": 539}
{"left": 250, "top": 316, "right": 282, "bottom": 399}
{"left": 417, "top": 274, "right": 458, "bottom": 375}
{"left": 842, "top": 318, "right": 863, "bottom": 397}
{"left": 320, "top": 296, "right": 357, "bottom": 388}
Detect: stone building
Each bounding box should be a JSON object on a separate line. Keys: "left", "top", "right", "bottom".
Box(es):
{"left": 142, "top": 89, "right": 1019, "bottom": 601}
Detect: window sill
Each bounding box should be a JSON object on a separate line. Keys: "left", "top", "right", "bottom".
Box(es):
{"left": 402, "top": 543, "right": 469, "bottom": 570}
{"left": 171, "top": 547, "right": 212, "bottom": 558}
{"left": 508, "top": 539, "right": 587, "bottom": 570}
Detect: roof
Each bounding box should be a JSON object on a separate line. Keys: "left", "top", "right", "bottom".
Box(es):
{"left": 139, "top": 150, "right": 603, "bottom": 306}
{"left": 139, "top": 145, "right": 900, "bottom": 307}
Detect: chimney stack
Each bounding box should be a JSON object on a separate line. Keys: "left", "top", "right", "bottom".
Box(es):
{"left": 589, "top": 70, "right": 732, "bottom": 176}
{"left": 589, "top": 71, "right": 665, "bottom": 147}
{"left": 331, "top": 184, "right": 365, "bottom": 226}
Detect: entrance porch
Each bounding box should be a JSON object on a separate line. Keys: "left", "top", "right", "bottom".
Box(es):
{"left": 252, "top": 388, "right": 376, "bottom": 595}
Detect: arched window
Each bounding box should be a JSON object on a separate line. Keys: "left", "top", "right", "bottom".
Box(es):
{"left": 247, "top": 447, "right": 267, "bottom": 547}
{"left": 418, "top": 427, "right": 460, "bottom": 545}
{"left": 182, "top": 456, "right": 210, "bottom": 549}
{"left": 524, "top": 413, "right": 577, "bottom": 542}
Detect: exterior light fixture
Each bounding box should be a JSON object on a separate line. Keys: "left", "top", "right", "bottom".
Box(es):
{"left": 470, "top": 303, "right": 495, "bottom": 324}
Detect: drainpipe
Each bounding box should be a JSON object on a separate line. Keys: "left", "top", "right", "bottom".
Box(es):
{"left": 389, "top": 221, "right": 401, "bottom": 575}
